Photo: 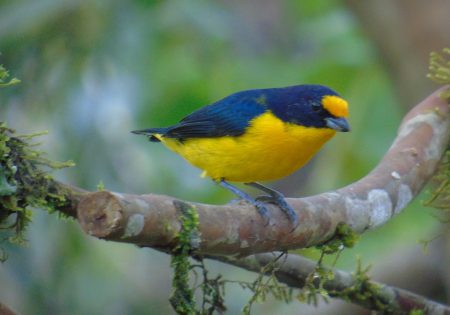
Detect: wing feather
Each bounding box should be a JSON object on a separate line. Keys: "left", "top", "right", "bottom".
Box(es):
{"left": 164, "top": 91, "right": 267, "bottom": 139}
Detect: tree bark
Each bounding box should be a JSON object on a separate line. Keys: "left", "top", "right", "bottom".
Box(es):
{"left": 0, "top": 302, "right": 18, "bottom": 315}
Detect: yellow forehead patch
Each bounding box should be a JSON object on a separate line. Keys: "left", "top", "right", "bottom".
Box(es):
{"left": 322, "top": 95, "right": 349, "bottom": 118}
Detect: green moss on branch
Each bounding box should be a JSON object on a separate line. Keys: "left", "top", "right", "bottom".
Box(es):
{"left": 425, "top": 48, "right": 450, "bottom": 217}
{"left": 169, "top": 200, "right": 200, "bottom": 314}
{"left": 0, "top": 123, "right": 74, "bottom": 250}
{"left": 428, "top": 48, "right": 450, "bottom": 98}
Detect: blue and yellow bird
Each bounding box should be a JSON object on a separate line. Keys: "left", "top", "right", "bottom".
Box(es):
{"left": 132, "top": 84, "right": 350, "bottom": 226}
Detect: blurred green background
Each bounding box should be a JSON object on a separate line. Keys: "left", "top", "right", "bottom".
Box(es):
{"left": 0, "top": 1, "right": 448, "bottom": 314}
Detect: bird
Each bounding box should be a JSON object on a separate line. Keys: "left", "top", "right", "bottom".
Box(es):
{"left": 132, "top": 84, "right": 350, "bottom": 226}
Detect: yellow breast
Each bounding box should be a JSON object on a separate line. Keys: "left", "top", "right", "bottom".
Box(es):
{"left": 159, "top": 112, "right": 335, "bottom": 182}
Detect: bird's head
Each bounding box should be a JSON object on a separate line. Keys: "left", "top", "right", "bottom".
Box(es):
{"left": 270, "top": 85, "right": 350, "bottom": 132}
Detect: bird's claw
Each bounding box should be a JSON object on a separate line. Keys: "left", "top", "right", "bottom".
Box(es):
{"left": 256, "top": 194, "right": 298, "bottom": 227}
{"left": 277, "top": 198, "right": 298, "bottom": 228}
{"left": 219, "top": 180, "right": 297, "bottom": 228}
{"left": 254, "top": 201, "right": 271, "bottom": 226}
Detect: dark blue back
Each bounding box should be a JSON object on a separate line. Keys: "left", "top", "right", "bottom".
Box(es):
{"left": 164, "top": 84, "right": 339, "bottom": 139}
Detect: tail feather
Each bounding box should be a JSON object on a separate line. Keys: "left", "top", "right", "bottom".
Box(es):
{"left": 131, "top": 127, "right": 168, "bottom": 142}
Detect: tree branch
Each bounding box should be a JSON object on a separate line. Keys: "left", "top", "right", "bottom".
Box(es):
{"left": 0, "top": 302, "right": 18, "bottom": 315}
{"left": 2, "top": 86, "right": 449, "bottom": 314}
{"left": 213, "top": 253, "right": 450, "bottom": 315}
{"left": 70, "top": 86, "right": 450, "bottom": 256}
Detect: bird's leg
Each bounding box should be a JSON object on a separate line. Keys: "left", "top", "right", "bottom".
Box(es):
{"left": 245, "top": 182, "right": 298, "bottom": 226}
{"left": 218, "top": 179, "right": 271, "bottom": 225}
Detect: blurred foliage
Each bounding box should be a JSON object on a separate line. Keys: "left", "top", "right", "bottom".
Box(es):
{"left": 0, "top": 64, "right": 20, "bottom": 87}
{"left": 0, "top": 1, "right": 444, "bottom": 314}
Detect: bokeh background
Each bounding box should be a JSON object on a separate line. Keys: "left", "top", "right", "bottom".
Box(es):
{"left": 0, "top": 0, "right": 449, "bottom": 314}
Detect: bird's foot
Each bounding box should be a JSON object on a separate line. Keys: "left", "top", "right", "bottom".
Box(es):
{"left": 245, "top": 182, "right": 298, "bottom": 227}
{"left": 255, "top": 193, "right": 298, "bottom": 227}
{"left": 219, "top": 180, "right": 271, "bottom": 225}
{"left": 250, "top": 199, "right": 271, "bottom": 226}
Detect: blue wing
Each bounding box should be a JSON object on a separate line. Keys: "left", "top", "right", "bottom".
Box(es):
{"left": 163, "top": 90, "right": 268, "bottom": 139}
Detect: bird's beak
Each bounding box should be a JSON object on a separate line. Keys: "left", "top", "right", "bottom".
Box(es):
{"left": 325, "top": 117, "right": 350, "bottom": 132}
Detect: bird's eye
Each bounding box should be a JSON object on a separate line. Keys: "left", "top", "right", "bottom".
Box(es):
{"left": 311, "top": 102, "right": 322, "bottom": 112}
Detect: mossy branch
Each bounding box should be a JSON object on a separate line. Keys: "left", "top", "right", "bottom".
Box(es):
{"left": 217, "top": 253, "right": 450, "bottom": 315}
{"left": 169, "top": 201, "right": 200, "bottom": 315}
{"left": 0, "top": 124, "right": 75, "bottom": 249}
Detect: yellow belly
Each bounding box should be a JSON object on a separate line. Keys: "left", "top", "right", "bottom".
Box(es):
{"left": 159, "top": 112, "right": 335, "bottom": 182}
